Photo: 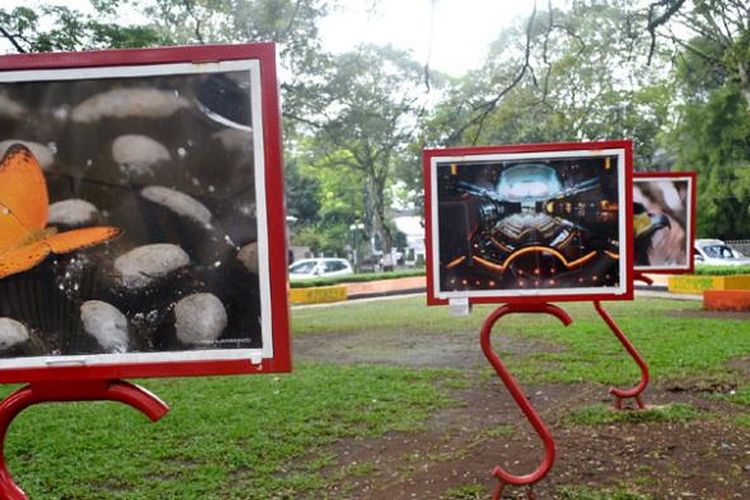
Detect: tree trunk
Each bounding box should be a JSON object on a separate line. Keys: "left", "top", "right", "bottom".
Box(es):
{"left": 738, "top": 62, "right": 750, "bottom": 113}
{"left": 367, "top": 177, "right": 392, "bottom": 267}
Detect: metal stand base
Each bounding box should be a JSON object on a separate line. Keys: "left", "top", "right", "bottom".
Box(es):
{"left": 481, "top": 303, "right": 573, "bottom": 499}
{"left": 0, "top": 379, "right": 169, "bottom": 499}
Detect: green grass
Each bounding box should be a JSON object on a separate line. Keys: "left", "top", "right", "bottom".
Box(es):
{"left": 724, "top": 386, "right": 750, "bottom": 426}
{"left": 556, "top": 485, "right": 651, "bottom": 499}
{"left": 728, "top": 386, "right": 750, "bottom": 407}
{"left": 4, "top": 296, "right": 749, "bottom": 497}
{"left": 443, "top": 484, "right": 486, "bottom": 499}
{"left": 4, "top": 364, "right": 456, "bottom": 499}
{"left": 563, "top": 403, "right": 702, "bottom": 426}
{"left": 290, "top": 268, "right": 425, "bottom": 288}
{"left": 293, "top": 296, "right": 750, "bottom": 386}
{"left": 692, "top": 265, "right": 750, "bottom": 276}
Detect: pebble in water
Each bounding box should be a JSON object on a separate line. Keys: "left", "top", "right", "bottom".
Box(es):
{"left": 48, "top": 199, "right": 101, "bottom": 228}
{"left": 80, "top": 300, "right": 129, "bottom": 353}
{"left": 114, "top": 243, "right": 190, "bottom": 289}
{"left": 0, "top": 93, "right": 26, "bottom": 120}
{"left": 141, "top": 186, "right": 213, "bottom": 228}
{"left": 174, "top": 293, "right": 228, "bottom": 346}
{"left": 237, "top": 242, "right": 259, "bottom": 274}
{"left": 112, "top": 134, "right": 172, "bottom": 177}
{"left": 72, "top": 87, "right": 190, "bottom": 122}
{"left": 0, "top": 140, "right": 55, "bottom": 170}
{"left": 0, "top": 318, "right": 29, "bottom": 351}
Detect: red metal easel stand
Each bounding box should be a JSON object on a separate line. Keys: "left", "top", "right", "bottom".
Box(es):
{"left": 0, "top": 379, "right": 169, "bottom": 499}
{"left": 480, "top": 303, "right": 573, "bottom": 500}
{"left": 595, "top": 272, "right": 653, "bottom": 410}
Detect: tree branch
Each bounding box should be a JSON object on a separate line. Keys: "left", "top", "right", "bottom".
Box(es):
{"left": 646, "top": 0, "right": 687, "bottom": 65}
{"left": 0, "top": 24, "right": 26, "bottom": 53}
{"left": 447, "top": 2, "right": 538, "bottom": 145}
{"left": 181, "top": 0, "right": 205, "bottom": 44}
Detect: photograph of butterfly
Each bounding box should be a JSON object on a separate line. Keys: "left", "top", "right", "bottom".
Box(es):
{"left": 0, "top": 144, "right": 120, "bottom": 279}
{"left": 0, "top": 55, "right": 272, "bottom": 365}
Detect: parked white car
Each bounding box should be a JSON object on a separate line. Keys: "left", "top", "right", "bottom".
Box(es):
{"left": 694, "top": 239, "right": 750, "bottom": 266}
{"left": 289, "top": 258, "right": 354, "bottom": 280}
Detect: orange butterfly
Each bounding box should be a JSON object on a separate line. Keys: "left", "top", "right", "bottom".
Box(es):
{"left": 0, "top": 144, "right": 120, "bottom": 279}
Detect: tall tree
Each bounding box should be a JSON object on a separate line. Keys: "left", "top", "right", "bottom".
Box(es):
{"left": 644, "top": 0, "right": 750, "bottom": 111}
{"left": 0, "top": 4, "right": 167, "bottom": 52}
{"left": 430, "top": 1, "right": 672, "bottom": 168}
{"left": 302, "top": 44, "right": 427, "bottom": 257}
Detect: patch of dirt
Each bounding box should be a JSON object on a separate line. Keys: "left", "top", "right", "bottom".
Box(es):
{"left": 314, "top": 381, "right": 750, "bottom": 499}
{"left": 293, "top": 329, "right": 564, "bottom": 370}
{"left": 293, "top": 317, "right": 750, "bottom": 499}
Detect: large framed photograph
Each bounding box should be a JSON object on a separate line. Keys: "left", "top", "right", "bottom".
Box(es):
{"left": 0, "top": 44, "right": 290, "bottom": 382}
{"left": 633, "top": 172, "right": 697, "bottom": 273}
{"left": 424, "top": 141, "right": 634, "bottom": 305}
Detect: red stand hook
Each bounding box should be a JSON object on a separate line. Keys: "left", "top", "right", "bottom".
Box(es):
{"left": 633, "top": 271, "right": 654, "bottom": 287}
{"left": 0, "top": 379, "right": 169, "bottom": 499}
{"left": 481, "top": 303, "right": 573, "bottom": 499}
{"left": 594, "top": 301, "right": 650, "bottom": 410}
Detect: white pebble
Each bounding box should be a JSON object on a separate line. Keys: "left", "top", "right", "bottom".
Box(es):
{"left": 0, "top": 318, "right": 29, "bottom": 351}
{"left": 174, "top": 293, "right": 227, "bottom": 345}
{"left": 114, "top": 244, "right": 190, "bottom": 289}
{"left": 80, "top": 301, "right": 129, "bottom": 353}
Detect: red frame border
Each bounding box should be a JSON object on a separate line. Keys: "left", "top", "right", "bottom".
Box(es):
{"left": 423, "top": 140, "right": 634, "bottom": 306}
{"left": 633, "top": 171, "right": 697, "bottom": 274}
{"left": 0, "top": 43, "right": 291, "bottom": 382}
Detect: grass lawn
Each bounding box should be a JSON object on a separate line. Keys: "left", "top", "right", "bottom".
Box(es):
{"left": 294, "top": 297, "right": 750, "bottom": 386}
{"left": 5, "top": 364, "right": 458, "bottom": 499}
{"left": 3, "top": 296, "right": 749, "bottom": 498}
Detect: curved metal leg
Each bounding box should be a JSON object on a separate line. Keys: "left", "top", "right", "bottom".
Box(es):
{"left": 0, "top": 379, "right": 169, "bottom": 499}
{"left": 594, "top": 301, "right": 649, "bottom": 409}
{"left": 634, "top": 271, "right": 653, "bottom": 286}
{"left": 481, "top": 303, "right": 573, "bottom": 498}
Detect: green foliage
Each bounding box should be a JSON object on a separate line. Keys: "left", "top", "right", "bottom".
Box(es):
{"left": 306, "top": 44, "right": 428, "bottom": 254}
{"left": 290, "top": 268, "right": 425, "bottom": 288}
{"left": 5, "top": 364, "right": 455, "bottom": 498}
{"left": 430, "top": 2, "right": 672, "bottom": 170}
{"left": 563, "top": 403, "right": 702, "bottom": 426}
{"left": 668, "top": 83, "right": 750, "bottom": 238}
{"left": 0, "top": 4, "right": 167, "bottom": 52}
{"left": 285, "top": 158, "right": 321, "bottom": 225}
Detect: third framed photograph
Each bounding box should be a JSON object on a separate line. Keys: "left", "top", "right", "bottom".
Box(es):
{"left": 424, "top": 140, "right": 634, "bottom": 305}
{"left": 633, "top": 172, "right": 697, "bottom": 273}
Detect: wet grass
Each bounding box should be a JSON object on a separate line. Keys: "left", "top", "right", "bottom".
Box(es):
{"left": 3, "top": 296, "right": 747, "bottom": 497}
{"left": 562, "top": 403, "right": 702, "bottom": 426}
{"left": 3, "top": 364, "right": 457, "bottom": 499}
{"left": 556, "top": 484, "right": 651, "bottom": 499}
{"left": 293, "top": 296, "right": 750, "bottom": 387}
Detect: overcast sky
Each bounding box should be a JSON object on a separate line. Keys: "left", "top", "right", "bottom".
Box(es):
{"left": 1, "top": 0, "right": 545, "bottom": 76}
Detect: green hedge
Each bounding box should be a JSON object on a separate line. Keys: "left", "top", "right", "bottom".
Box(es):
{"left": 290, "top": 268, "right": 425, "bottom": 288}
{"left": 692, "top": 265, "right": 750, "bottom": 276}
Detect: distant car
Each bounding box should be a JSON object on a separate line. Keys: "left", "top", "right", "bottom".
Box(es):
{"left": 289, "top": 258, "right": 354, "bottom": 280}
{"left": 694, "top": 239, "right": 750, "bottom": 266}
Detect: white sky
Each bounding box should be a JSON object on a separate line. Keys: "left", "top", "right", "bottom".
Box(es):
{"left": 320, "top": 0, "right": 540, "bottom": 76}
{"left": 1, "top": 0, "right": 543, "bottom": 76}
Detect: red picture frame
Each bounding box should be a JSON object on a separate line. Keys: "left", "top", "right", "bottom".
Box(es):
{"left": 424, "top": 140, "right": 634, "bottom": 306}
{"left": 633, "top": 171, "right": 697, "bottom": 274}
{"left": 0, "top": 44, "right": 291, "bottom": 382}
